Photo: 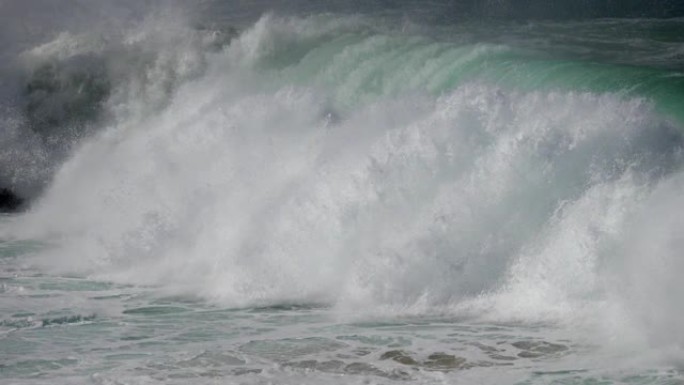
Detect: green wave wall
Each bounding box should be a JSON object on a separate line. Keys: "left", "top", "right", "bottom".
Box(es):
{"left": 246, "top": 27, "right": 684, "bottom": 124}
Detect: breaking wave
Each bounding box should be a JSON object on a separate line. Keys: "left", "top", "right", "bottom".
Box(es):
{"left": 2, "top": 11, "right": 684, "bottom": 354}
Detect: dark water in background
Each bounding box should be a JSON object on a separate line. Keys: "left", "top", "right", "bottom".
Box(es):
{"left": 1, "top": 1, "right": 684, "bottom": 384}
{"left": 199, "top": 0, "right": 684, "bottom": 20}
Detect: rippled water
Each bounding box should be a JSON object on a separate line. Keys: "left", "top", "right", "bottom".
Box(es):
{"left": 0, "top": 240, "right": 680, "bottom": 384}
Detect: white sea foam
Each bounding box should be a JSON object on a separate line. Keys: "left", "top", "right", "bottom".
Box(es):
{"left": 2, "top": 13, "right": 684, "bottom": 362}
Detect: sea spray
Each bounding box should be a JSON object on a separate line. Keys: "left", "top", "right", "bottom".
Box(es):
{"left": 9, "top": 19, "right": 682, "bottom": 325}
{"left": 1, "top": 10, "right": 684, "bottom": 384}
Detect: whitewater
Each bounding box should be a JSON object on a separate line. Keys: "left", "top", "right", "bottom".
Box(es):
{"left": 1, "top": 1, "right": 684, "bottom": 384}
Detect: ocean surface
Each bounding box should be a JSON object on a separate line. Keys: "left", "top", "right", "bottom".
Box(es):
{"left": 1, "top": 1, "right": 684, "bottom": 384}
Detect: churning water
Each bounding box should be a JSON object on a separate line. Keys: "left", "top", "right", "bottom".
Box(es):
{"left": 1, "top": 1, "right": 683, "bottom": 384}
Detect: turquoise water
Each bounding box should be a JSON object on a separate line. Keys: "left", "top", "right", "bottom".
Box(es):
{"left": 1, "top": 245, "right": 681, "bottom": 384}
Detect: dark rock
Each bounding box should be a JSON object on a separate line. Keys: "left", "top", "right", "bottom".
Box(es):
{"left": 380, "top": 350, "right": 419, "bottom": 366}
{"left": 424, "top": 353, "right": 467, "bottom": 370}
{"left": 0, "top": 188, "right": 23, "bottom": 212}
